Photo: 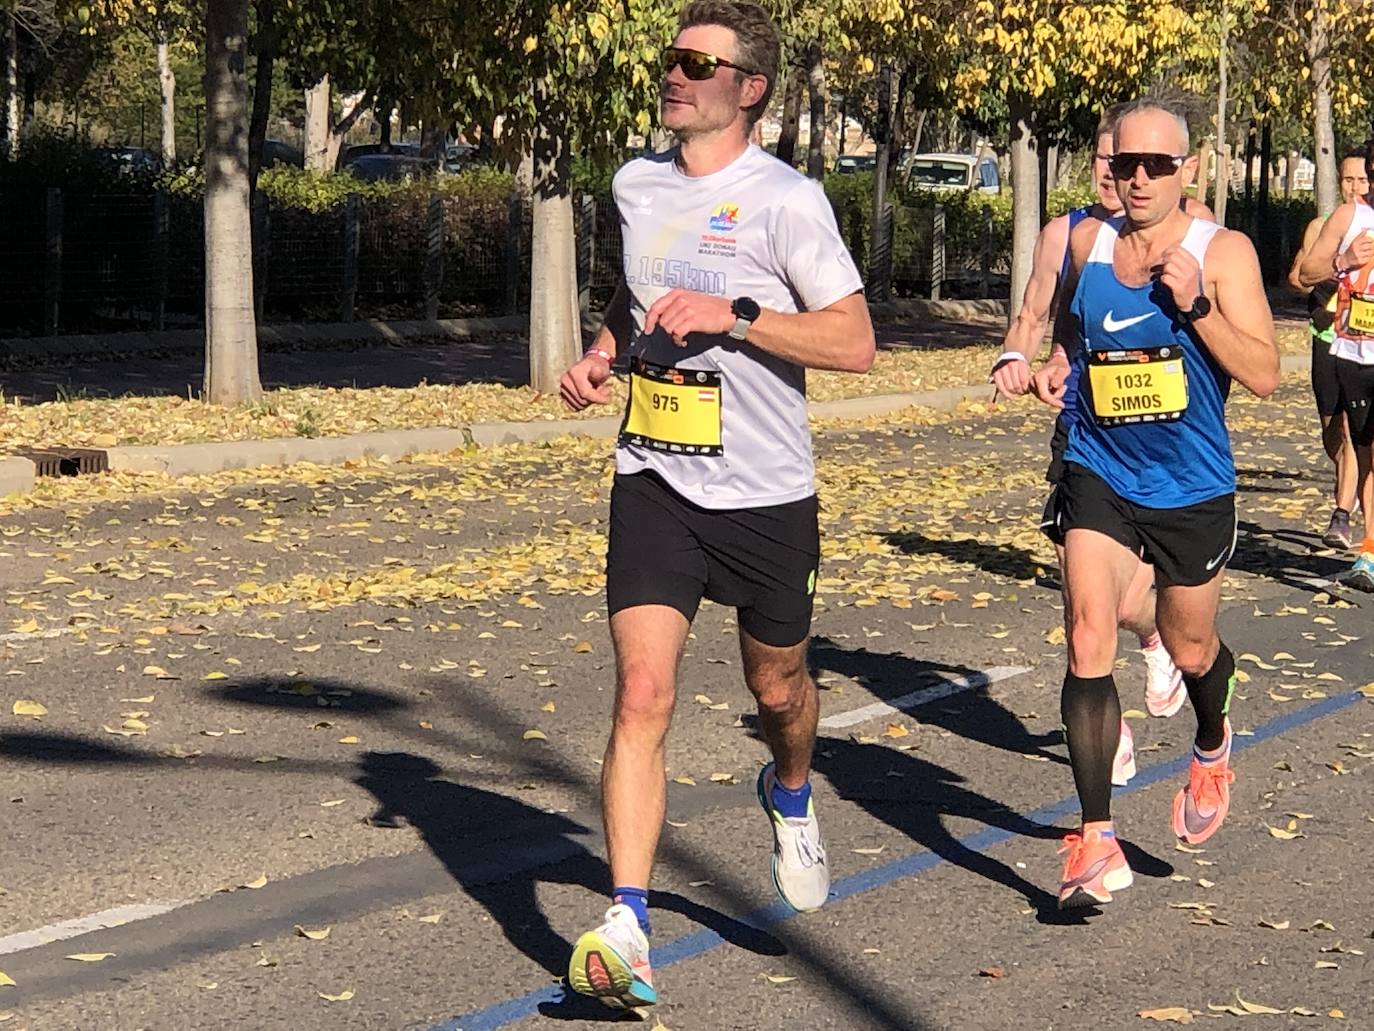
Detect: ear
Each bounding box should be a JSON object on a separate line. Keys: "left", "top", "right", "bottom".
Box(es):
{"left": 739, "top": 73, "right": 768, "bottom": 112}
{"left": 1181, "top": 153, "right": 1199, "bottom": 189}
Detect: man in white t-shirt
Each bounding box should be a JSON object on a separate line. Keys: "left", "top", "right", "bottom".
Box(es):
{"left": 559, "top": 0, "right": 873, "bottom": 1013}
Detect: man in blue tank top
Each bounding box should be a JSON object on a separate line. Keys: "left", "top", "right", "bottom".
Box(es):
{"left": 1042, "top": 99, "right": 1279, "bottom": 909}
{"left": 991, "top": 106, "right": 1191, "bottom": 764}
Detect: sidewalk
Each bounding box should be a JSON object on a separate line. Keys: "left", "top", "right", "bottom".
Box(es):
{"left": 0, "top": 308, "right": 1012, "bottom": 404}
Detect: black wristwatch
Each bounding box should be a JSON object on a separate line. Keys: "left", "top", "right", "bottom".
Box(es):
{"left": 729, "top": 296, "right": 761, "bottom": 340}
{"left": 1176, "top": 295, "right": 1212, "bottom": 325}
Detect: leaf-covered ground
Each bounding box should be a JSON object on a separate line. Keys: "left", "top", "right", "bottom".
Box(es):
{"left": 0, "top": 326, "right": 1309, "bottom": 450}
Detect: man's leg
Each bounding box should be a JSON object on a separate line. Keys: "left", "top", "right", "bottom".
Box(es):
{"left": 1062, "top": 528, "right": 1142, "bottom": 822}
{"left": 740, "top": 631, "right": 817, "bottom": 788}
{"left": 740, "top": 628, "right": 829, "bottom": 912}
{"left": 1118, "top": 559, "right": 1186, "bottom": 718}
{"left": 1323, "top": 413, "right": 1358, "bottom": 515}
{"left": 1156, "top": 573, "right": 1237, "bottom": 844}
{"left": 603, "top": 604, "right": 691, "bottom": 895}
{"left": 1057, "top": 526, "right": 1141, "bottom": 907}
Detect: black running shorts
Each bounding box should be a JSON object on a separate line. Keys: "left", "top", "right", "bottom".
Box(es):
{"left": 605, "top": 471, "right": 820, "bottom": 648}
{"left": 1050, "top": 462, "right": 1237, "bottom": 588}
{"left": 1311, "top": 333, "right": 1344, "bottom": 419}
{"left": 1045, "top": 412, "right": 1070, "bottom": 484}
{"left": 1335, "top": 356, "right": 1374, "bottom": 446}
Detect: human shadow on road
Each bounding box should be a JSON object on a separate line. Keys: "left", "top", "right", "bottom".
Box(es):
{"left": 1229, "top": 519, "right": 1352, "bottom": 595}
{"left": 354, "top": 751, "right": 782, "bottom": 988}
{"left": 881, "top": 528, "right": 1045, "bottom": 584}
{"left": 809, "top": 735, "right": 1172, "bottom": 925}
{"left": 807, "top": 636, "right": 1066, "bottom": 766}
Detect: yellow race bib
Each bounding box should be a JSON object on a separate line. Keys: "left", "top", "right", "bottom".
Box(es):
{"left": 1087, "top": 346, "right": 1188, "bottom": 427}
{"left": 619, "top": 359, "right": 723, "bottom": 455}
{"left": 1347, "top": 293, "right": 1374, "bottom": 336}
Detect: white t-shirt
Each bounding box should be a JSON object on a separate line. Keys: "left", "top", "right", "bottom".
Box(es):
{"left": 611, "top": 144, "right": 864, "bottom": 509}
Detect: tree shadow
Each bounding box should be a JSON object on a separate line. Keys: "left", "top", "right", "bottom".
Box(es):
{"left": 1229, "top": 519, "right": 1353, "bottom": 595}
{"left": 807, "top": 636, "right": 1065, "bottom": 766}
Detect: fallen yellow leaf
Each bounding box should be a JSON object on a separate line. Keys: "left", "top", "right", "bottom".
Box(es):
{"left": 318, "top": 989, "right": 354, "bottom": 1002}
{"left": 573, "top": 641, "right": 593, "bottom": 653}
{"left": 523, "top": 729, "right": 547, "bottom": 741}
{"left": 241, "top": 873, "right": 268, "bottom": 890}
{"left": 295, "top": 926, "right": 330, "bottom": 941}
{"left": 11, "top": 699, "right": 46, "bottom": 718}
{"left": 65, "top": 953, "right": 115, "bottom": 962}
{"left": 338, "top": 736, "right": 360, "bottom": 745}
{"left": 1137, "top": 1007, "right": 1194, "bottom": 1025}
{"left": 0, "top": 972, "right": 13, "bottom": 987}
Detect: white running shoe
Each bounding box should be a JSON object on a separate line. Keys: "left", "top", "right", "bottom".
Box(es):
{"left": 1143, "top": 639, "right": 1186, "bottom": 718}
{"left": 1111, "top": 717, "right": 1136, "bottom": 786}
{"left": 757, "top": 763, "right": 830, "bottom": 912}
{"left": 568, "top": 904, "right": 656, "bottom": 1012}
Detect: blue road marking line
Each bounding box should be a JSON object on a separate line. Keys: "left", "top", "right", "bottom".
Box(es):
{"left": 434, "top": 688, "right": 1365, "bottom": 1031}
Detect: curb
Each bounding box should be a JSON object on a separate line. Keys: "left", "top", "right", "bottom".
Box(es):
{"left": 26, "top": 350, "right": 1317, "bottom": 487}
{"left": 0, "top": 457, "right": 36, "bottom": 497}
{"left": 0, "top": 315, "right": 526, "bottom": 366}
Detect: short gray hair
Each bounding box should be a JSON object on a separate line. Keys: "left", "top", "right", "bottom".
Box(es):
{"left": 1113, "top": 97, "right": 1190, "bottom": 152}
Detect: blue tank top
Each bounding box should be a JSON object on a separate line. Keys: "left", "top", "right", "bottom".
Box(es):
{"left": 1061, "top": 216, "right": 1234, "bottom": 507}
{"left": 1058, "top": 207, "right": 1094, "bottom": 414}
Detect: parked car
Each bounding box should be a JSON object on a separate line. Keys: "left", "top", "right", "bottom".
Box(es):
{"left": 97, "top": 146, "right": 162, "bottom": 175}
{"left": 443, "top": 143, "right": 482, "bottom": 174}
{"left": 262, "top": 139, "right": 304, "bottom": 169}
{"left": 343, "top": 153, "right": 438, "bottom": 183}
{"left": 833, "top": 153, "right": 877, "bottom": 175}
{"left": 903, "top": 152, "right": 1001, "bottom": 194}
{"left": 337, "top": 142, "right": 422, "bottom": 171}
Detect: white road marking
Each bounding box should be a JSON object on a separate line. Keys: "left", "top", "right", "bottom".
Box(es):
{"left": 0, "top": 628, "right": 75, "bottom": 644}
{"left": 0, "top": 900, "right": 193, "bottom": 956}
{"left": 819, "top": 665, "right": 1033, "bottom": 730}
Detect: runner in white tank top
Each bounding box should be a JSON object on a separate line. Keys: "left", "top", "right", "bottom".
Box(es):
{"left": 1297, "top": 190, "right": 1374, "bottom": 587}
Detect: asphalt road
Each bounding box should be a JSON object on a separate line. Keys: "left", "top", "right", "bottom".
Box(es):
{"left": 0, "top": 376, "right": 1369, "bottom": 1030}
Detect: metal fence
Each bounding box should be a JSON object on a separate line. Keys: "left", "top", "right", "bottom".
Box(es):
{"left": 0, "top": 187, "right": 1015, "bottom": 338}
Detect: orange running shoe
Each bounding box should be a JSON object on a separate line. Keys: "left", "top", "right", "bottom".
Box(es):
{"left": 1057, "top": 825, "right": 1133, "bottom": 909}
{"left": 1172, "top": 723, "right": 1234, "bottom": 845}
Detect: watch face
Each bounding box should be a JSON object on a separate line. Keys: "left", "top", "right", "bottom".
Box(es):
{"left": 733, "top": 297, "right": 761, "bottom": 321}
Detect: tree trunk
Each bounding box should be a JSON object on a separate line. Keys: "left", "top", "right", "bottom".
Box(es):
{"left": 1243, "top": 120, "right": 1256, "bottom": 206}
{"left": 887, "top": 67, "right": 909, "bottom": 181}
{"left": 304, "top": 77, "right": 331, "bottom": 170}
{"left": 156, "top": 32, "right": 176, "bottom": 165}
{"left": 774, "top": 61, "right": 803, "bottom": 166}
{"left": 1309, "top": 0, "right": 1337, "bottom": 215}
{"left": 1196, "top": 137, "right": 1213, "bottom": 207}
{"left": 247, "top": 0, "right": 277, "bottom": 188}
{"left": 528, "top": 79, "right": 579, "bottom": 394}
{"left": 1284, "top": 148, "right": 1297, "bottom": 199}
{"left": 804, "top": 43, "right": 825, "bottom": 180}
{"left": 1215, "top": 9, "right": 1229, "bottom": 225}
{"left": 379, "top": 98, "right": 393, "bottom": 148}
{"left": 203, "top": 0, "right": 262, "bottom": 405}
{"left": 1008, "top": 95, "right": 1038, "bottom": 325}
{"left": 1036, "top": 137, "right": 1049, "bottom": 224}
{"left": 3, "top": 15, "right": 19, "bottom": 155}
{"left": 908, "top": 108, "right": 927, "bottom": 156}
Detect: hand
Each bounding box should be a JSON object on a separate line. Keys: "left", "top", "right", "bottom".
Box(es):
{"left": 1030, "top": 356, "right": 1071, "bottom": 410}
{"left": 990, "top": 355, "right": 1031, "bottom": 395}
{"left": 1338, "top": 232, "right": 1374, "bottom": 274}
{"left": 643, "top": 289, "right": 735, "bottom": 347}
{"left": 1158, "top": 245, "right": 1202, "bottom": 312}
{"left": 559, "top": 355, "right": 613, "bottom": 412}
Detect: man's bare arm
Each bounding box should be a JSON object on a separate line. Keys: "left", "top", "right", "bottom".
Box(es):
{"left": 1288, "top": 218, "right": 1325, "bottom": 294}
{"left": 1298, "top": 204, "right": 1356, "bottom": 288}
{"left": 744, "top": 292, "right": 875, "bottom": 372}
{"left": 1196, "top": 232, "right": 1280, "bottom": 398}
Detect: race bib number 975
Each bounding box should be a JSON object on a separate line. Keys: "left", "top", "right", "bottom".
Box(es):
{"left": 619, "top": 359, "right": 723, "bottom": 456}
{"left": 1087, "top": 347, "right": 1188, "bottom": 427}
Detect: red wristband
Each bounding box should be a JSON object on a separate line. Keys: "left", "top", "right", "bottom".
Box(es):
{"left": 586, "top": 347, "right": 613, "bottom": 364}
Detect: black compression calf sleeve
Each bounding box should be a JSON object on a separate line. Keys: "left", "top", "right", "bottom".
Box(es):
{"left": 1183, "top": 642, "right": 1235, "bottom": 753}
{"left": 1061, "top": 672, "right": 1121, "bottom": 824}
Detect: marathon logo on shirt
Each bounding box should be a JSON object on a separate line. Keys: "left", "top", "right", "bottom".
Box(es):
{"left": 707, "top": 202, "right": 740, "bottom": 232}
{"left": 624, "top": 254, "right": 727, "bottom": 296}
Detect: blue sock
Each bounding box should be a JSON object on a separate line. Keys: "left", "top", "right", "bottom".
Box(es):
{"left": 612, "top": 886, "right": 650, "bottom": 935}
{"left": 770, "top": 776, "right": 812, "bottom": 818}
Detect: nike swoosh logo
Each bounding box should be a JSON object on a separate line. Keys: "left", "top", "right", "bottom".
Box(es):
{"left": 1204, "top": 546, "right": 1230, "bottom": 571}
{"left": 1183, "top": 801, "right": 1217, "bottom": 836}
{"left": 1062, "top": 855, "right": 1110, "bottom": 891}
{"left": 1103, "top": 311, "right": 1156, "bottom": 332}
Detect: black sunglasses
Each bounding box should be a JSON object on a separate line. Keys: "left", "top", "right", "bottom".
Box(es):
{"left": 1108, "top": 152, "right": 1187, "bottom": 179}
{"left": 662, "top": 46, "right": 758, "bottom": 81}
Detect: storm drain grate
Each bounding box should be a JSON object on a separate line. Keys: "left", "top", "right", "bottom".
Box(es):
{"left": 10, "top": 447, "right": 110, "bottom": 478}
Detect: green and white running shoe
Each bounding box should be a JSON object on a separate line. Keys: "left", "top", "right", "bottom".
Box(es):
{"left": 757, "top": 762, "right": 830, "bottom": 912}
{"left": 568, "top": 904, "right": 656, "bottom": 1013}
